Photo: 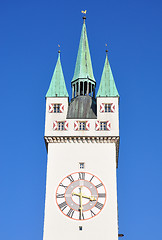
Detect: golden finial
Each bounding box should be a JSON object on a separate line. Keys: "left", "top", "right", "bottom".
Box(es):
{"left": 81, "top": 10, "right": 87, "bottom": 22}
{"left": 58, "top": 44, "right": 60, "bottom": 53}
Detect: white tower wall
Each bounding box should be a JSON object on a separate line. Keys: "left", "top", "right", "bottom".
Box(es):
{"left": 43, "top": 94, "right": 120, "bottom": 240}
{"left": 43, "top": 142, "right": 118, "bottom": 240}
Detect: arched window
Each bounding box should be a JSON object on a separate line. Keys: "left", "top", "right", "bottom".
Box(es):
{"left": 80, "top": 82, "right": 83, "bottom": 95}
{"left": 72, "top": 85, "right": 75, "bottom": 98}
{"left": 89, "top": 82, "right": 91, "bottom": 96}
{"left": 93, "top": 84, "right": 95, "bottom": 97}
{"left": 84, "top": 82, "right": 87, "bottom": 95}
{"left": 76, "top": 82, "right": 79, "bottom": 96}
{"left": 74, "top": 84, "right": 76, "bottom": 97}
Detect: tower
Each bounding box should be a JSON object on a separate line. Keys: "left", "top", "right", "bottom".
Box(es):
{"left": 43, "top": 17, "right": 120, "bottom": 240}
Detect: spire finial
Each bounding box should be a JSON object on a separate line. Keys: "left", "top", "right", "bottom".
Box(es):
{"left": 58, "top": 44, "right": 60, "bottom": 53}
{"left": 46, "top": 44, "right": 69, "bottom": 97}
{"left": 81, "top": 10, "right": 87, "bottom": 23}
{"left": 96, "top": 43, "right": 119, "bottom": 97}
{"left": 105, "top": 43, "right": 108, "bottom": 54}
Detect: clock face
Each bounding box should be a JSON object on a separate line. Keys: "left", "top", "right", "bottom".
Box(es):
{"left": 56, "top": 172, "right": 106, "bottom": 220}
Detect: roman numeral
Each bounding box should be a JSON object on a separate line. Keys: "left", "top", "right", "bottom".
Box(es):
{"left": 58, "top": 201, "right": 67, "bottom": 211}
{"left": 56, "top": 193, "right": 65, "bottom": 198}
{"left": 78, "top": 172, "right": 85, "bottom": 180}
{"left": 95, "top": 202, "right": 104, "bottom": 210}
{"left": 89, "top": 175, "right": 94, "bottom": 182}
{"left": 67, "top": 175, "right": 74, "bottom": 182}
{"left": 59, "top": 183, "right": 68, "bottom": 189}
{"left": 98, "top": 193, "right": 106, "bottom": 198}
{"left": 79, "top": 211, "right": 84, "bottom": 220}
{"left": 90, "top": 210, "right": 96, "bottom": 217}
{"left": 95, "top": 183, "right": 103, "bottom": 188}
{"left": 67, "top": 208, "right": 74, "bottom": 218}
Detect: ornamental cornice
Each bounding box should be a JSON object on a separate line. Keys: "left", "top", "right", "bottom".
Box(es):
{"left": 44, "top": 136, "right": 119, "bottom": 143}
{"left": 44, "top": 136, "right": 120, "bottom": 167}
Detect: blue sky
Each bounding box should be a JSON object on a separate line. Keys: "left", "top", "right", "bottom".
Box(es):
{"left": 0, "top": 0, "right": 162, "bottom": 239}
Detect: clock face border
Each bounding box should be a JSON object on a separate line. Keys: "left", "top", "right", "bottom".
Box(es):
{"left": 55, "top": 171, "right": 107, "bottom": 221}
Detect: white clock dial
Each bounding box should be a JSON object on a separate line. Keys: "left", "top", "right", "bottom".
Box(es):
{"left": 56, "top": 172, "right": 106, "bottom": 220}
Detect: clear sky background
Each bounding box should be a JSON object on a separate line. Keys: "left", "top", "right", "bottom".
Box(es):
{"left": 0, "top": 0, "right": 162, "bottom": 239}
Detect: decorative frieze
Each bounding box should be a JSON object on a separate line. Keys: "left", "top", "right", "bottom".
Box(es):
{"left": 44, "top": 136, "right": 119, "bottom": 143}
{"left": 44, "top": 136, "right": 120, "bottom": 167}
{"left": 52, "top": 120, "right": 113, "bottom": 131}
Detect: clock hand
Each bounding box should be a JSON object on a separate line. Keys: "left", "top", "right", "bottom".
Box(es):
{"left": 79, "top": 186, "right": 83, "bottom": 219}
{"left": 72, "top": 192, "right": 96, "bottom": 201}
{"left": 72, "top": 192, "right": 81, "bottom": 197}
{"left": 81, "top": 195, "right": 96, "bottom": 201}
{"left": 72, "top": 188, "right": 97, "bottom": 220}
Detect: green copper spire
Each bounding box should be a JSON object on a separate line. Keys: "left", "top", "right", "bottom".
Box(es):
{"left": 46, "top": 51, "right": 69, "bottom": 97}
{"left": 97, "top": 51, "right": 119, "bottom": 97}
{"left": 72, "top": 17, "right": 95, "bottom": 83}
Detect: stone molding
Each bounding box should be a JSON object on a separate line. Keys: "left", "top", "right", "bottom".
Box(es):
{"left": 44, "top": 136, "right": 118, "bottom": 143}
{"left": 44, "top": 136, "right": 119, "bottom": 167}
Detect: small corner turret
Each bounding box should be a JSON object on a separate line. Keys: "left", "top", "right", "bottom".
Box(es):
{"left": 45, "top": 51, "right": 69, "bottom": 138}
{"left": 96, "top": 50, "right": 119, "bottom": 149}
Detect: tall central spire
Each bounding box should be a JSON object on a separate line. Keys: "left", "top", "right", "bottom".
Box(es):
{"left": 71, "top": 17, "right": 96, "bottom": 98}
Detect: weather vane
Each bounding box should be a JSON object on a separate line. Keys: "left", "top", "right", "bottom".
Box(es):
{"left": 81, "top": 10, "right": 87, "bottom": 15}
{"left": 81, "top": 10, "right": 87, "bottom": 22}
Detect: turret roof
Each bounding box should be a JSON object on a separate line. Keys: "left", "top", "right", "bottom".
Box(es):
{"left": 97, "top": 52, "right": 119, "bottom": 97}
{"left": 46, "top": 52, "right": 69, "bottom": 97}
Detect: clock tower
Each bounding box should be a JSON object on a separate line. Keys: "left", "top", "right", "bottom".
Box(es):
{"left": 43, "top": 16, "right": 120, "bottom": 240}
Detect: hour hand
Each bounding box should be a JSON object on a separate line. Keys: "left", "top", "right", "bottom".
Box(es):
{"left": 89, "top": 196, "right": 96, "bottom": 201}
{"left": 82, "top": 195, "right": 96, "bottom": 201}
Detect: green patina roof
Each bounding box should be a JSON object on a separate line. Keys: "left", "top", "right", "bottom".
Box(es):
{"left": 46, "top": 52, "right": 69, "bottom": 97}
{"left": 97, "top": 53, "right": 119, "bottom": 97}
{"left": 72, "top": 20, "right": 95, "bottom": 83}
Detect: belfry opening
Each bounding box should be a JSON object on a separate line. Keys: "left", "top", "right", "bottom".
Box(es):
{"left": 72, "top": 80, "right": 95, "bottom": 98}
